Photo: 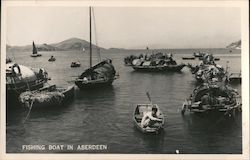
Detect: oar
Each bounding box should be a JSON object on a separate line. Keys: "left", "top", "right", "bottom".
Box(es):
{"left": 146, "top": 92, "right": 153, "bottom": 105}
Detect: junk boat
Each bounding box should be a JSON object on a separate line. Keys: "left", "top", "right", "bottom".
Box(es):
{"left": 19, "top": 85, "right": 74, "bottom": 109}
{"left": 48, "top": 56, "right": 56, "bottom": 62}
{"left": 75, "top": 7, "right": 117, "bottom": 89}
{"left": 181, "top": 82, "right": 241, "bottom": 114}
{"left": 132, "top": 53, "right": 185, "bottom": 72}
{"left": 30, "top": 41, "right": 42, "bottom": 57}
{"left": 6, "top": 63, "right": 49, "bottom": 102}
{"left": 71, "top": 61, "right": 81, "bottom": 67}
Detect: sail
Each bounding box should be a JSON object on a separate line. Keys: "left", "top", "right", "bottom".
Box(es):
{"left": 32, "top": 41, "right": 38, "bottom": 55}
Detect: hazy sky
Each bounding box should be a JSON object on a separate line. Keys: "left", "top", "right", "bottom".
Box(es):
{"left": 6, "top": 7, "right": 241, "bottom": 49}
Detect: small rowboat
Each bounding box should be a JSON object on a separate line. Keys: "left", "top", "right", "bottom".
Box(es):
{"left": 133, "top": 104, "right": 164, "bottom": 134}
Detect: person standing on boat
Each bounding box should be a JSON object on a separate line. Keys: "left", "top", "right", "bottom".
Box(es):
{"left": 141, "top": 106, "right": 162, "bottom": 128}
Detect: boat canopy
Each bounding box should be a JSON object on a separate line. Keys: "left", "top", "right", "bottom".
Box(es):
{"left": 6, "top": 63, "right": 37, "bottom": 82}
{"left": 191, "top": 83, "right": 236, "bottom": 102}
{"left": 79, "top": 60, "right": 115, "bottom": 79}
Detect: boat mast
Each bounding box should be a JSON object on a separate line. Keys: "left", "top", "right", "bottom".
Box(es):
{"left": 89, "top": 6, "right": 92, "bottom": 67}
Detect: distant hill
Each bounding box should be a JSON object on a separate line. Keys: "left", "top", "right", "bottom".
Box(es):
{"left": 6, "top": 37, "right": 104, "bottom": 52}
{"left": 226, "top": 40, "right": 241, "bottom": 49}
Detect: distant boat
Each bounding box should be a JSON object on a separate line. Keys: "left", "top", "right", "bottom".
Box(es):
{"left": 30, "top": 41, "right": 42, "bottom": 57}
{"left": 6, "top": 58, "right": 12, "bottom": 63}
{"left": 214, "top": 57, "right": 220, "bottom": 61}
{"left": 48, "top": 56, "right": 56, "bottom": 62}
{"left": 228, "top": 72, "right": 241, "bottom": 84}
{"left": 193, "top": 52, "right": 205, "bottom": 58}
{"left": 182, "top": 57, "right": 195, "bottom": 60}
{"left": 71, "top": 61, "right": 81, "bottom": 67}
{"left": 75, "top": 6, "right": 117, "bottom": 89}
{"left": 132, "top": 54, "right": 186, "bottom": 72}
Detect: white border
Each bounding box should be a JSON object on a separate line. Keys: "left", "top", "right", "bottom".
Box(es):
{"left": 1, "top": 1, "right": 249, "bottom": 160}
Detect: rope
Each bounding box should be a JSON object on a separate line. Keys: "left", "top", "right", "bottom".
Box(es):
{"left": 23, "top": 99, "right": 34, "bottom": 123}
{"left": 92, "top": 7, "right": 102, "bottom": 62}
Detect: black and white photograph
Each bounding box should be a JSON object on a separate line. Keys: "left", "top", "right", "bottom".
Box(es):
{"left": 1, "top": 0, "right": 249, "bottom": 159}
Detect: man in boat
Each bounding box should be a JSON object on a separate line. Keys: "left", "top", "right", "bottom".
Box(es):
{"left": 141, "top": 105, "right": 162, "bottom": 128}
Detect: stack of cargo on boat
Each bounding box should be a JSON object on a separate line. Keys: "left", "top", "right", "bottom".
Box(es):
{"left": 188, "top": 53, "right": 226, "bottom": 83}
{"left": 183, "top": 53, "right": 241, "bottom": 115}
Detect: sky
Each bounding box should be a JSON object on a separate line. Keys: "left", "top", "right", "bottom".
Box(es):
{"left": 6, "top": 6, "right": 241, "bottom": 49}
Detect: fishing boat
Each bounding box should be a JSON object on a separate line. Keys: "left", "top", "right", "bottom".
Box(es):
{"left": 48, "top": 56, "right": 56, "bottom": 62}
{"left": 193, "top": 52, "right": 205, "bottom": 58}
{"left": 181, "top": 82, "right": 241, "bottom": 115}
{"left": 71, "top": 61, "right": 81, "bottom": 67}
{"left": 133, "top": 104, "right": 164, "bottom": 134}
{"left": 6, "top": 63, "right": 49, "bottom": 102}
{"left": 19, "top": 85, "right": 75, "bottom": 109}
{"left": 30, "top": 41, "right": 42, "bottom": 57}
{"left": 75, "top": 7, "right": 117, "bottom": 89}
{"left": 214, "top": 57, "right": 220, "bottom": 61}
{"left": 132, "top": 56, "right": 186, "bottom": 72}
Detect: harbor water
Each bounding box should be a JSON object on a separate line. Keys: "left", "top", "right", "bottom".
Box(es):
{"left": 6, "top": 48, "right": 242, "bottom": 154}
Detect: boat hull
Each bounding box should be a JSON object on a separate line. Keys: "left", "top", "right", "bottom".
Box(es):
{"left": 19, "top": 85, "right": 75, "bottom": 109}
{"left": 30, "top": 54, "right": 42, "bottom": 57}
{"left": 132, "top": 64, "right": 185, "bottom": 72}
{"left": 75, "top": 79, "right": 114, "bottom": 89}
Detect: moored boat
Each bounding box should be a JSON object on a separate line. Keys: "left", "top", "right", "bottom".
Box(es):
{"left": 75, "top": 6, "right": 117, "bottom": 89}
{"left": 181, "top": 82, "right": 241, "bottom": 115}
{"left": 133, "top": 104, "right": 164, "bottom": 134}
{"left": 30, "top": 41, "right": 42, "bottom": 57}
{"left": 132, "top": 55, "right": 186, "bottom": 72}
{"left": 182, "top": 57, "right": 195, "bottom": 60}
{"left": 6, "top": 58, "right": 12, "bottom": 64}
{"left": 71, "top": 61, "right": 81, "bottom": 67}
{"left": 228, "top": 72, "right": 241, "bottom": 84}
{"left": 48, "top": 56, "right": 56, "bottom": 62}
{"left": 19, "top": 85, "right": 75, "bottom": 109}
{"left": 6, "top": 63, "right": 49, "bottom": 102}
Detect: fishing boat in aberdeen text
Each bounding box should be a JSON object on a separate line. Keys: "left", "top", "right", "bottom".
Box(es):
{"left": 30, "top": 41, "right": 42, "bottom": 57}
{"left": 75, "top": 7, "right": 117, "bottom": 89}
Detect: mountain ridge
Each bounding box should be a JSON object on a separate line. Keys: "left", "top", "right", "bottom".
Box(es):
{"left": 7, "top": 37, "right": 104, "bottom": 52}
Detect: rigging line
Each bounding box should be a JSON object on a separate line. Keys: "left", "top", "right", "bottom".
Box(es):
{"left": 92, "top": 7, "right": 102, "bottom": 62}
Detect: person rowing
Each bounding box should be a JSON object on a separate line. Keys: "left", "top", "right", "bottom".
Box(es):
{"left": 141, "top": 105, "right": 163, "bottom": 128}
